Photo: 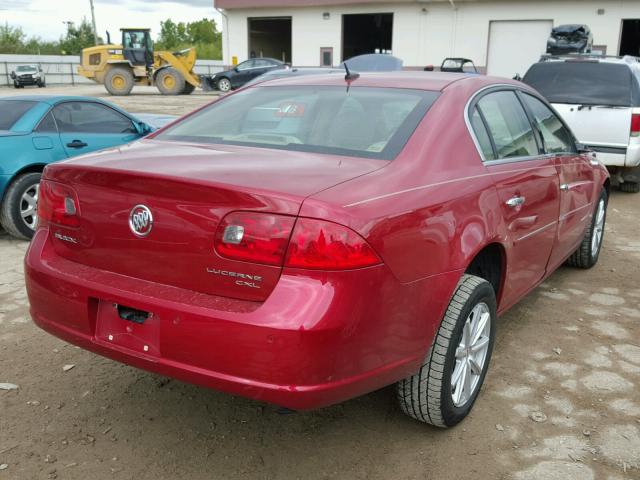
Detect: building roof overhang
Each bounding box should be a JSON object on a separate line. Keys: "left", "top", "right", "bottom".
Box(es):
{"left": 215, "top": 0, "right": 469, "bottom": 10}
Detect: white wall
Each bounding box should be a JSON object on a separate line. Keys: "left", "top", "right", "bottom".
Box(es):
{"left": 222, "top": 0, "right": 640, "bottom": 68}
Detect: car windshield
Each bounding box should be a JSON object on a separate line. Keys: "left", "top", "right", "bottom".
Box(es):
{"left": 157, "top": 86, "right": 438, "bottom": 160}
{"left": 16, "top": 65, "right": 35, "bottom": 72}
{"left": 0, "top": 100, "right": 38, "bottom": 130}
{"left": 523, "top": 62, "right": 639, "bottom": 107}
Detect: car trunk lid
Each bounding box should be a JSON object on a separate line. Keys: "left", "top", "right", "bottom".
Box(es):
{"left": 43, "top": 140, "right": 383, "bottom": 302}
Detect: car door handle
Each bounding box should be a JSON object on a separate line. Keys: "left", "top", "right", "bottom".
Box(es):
{"left": 66, "top": 140, "right": 88, "bottom": 149}
{"left": 506, "top": 196, "right": 526, "bottom": 208}
{"left": 560, "top": 183, "right": 570, "bottom": 191}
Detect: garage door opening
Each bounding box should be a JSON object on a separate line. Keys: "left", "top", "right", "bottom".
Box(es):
{"left": 248, "top": 17, "right": 292, "bottom": 63}
{"left": 342, "top": 13, "right": 393, "bottom": 61}
{"left": 620, "top": 19, "right": 640, "bottom": 56}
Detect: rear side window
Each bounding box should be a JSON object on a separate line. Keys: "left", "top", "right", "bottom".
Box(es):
{"left": 523, "top": 62, "right": 637, "bottom": 107}
{"left": 476, "top": 91, "right": 539, "bottom": 159}
{"left": 35, "top": 111, "right": 58, "bottom": 133}
{"left": 0, "top": 100, "right": 37, "bottom": 130}
{"left": 521, "top": 94, "right": 576, "bottom": 154}
{"left": 53, "top": 102, "right": 134, "bottom": 134}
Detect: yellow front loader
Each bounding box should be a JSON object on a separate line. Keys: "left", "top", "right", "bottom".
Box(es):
{"left": 78, "top": 28, "right": 203, "bottom": 96}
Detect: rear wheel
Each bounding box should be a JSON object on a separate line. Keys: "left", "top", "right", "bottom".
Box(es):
{"left": 217, "top": 77, "right": 231, "bottom": 93}
{"left": 0, "top": 172, "right": 42, "bottom": 240}
{"left": 620, "top": 181, "right": 640, "bottom": 193}
{"left": 105, "top": 66, "right": 135, "bottom": 96}
{"left": 156, "top": 68, "right": 185, "bottom": 95}
{"left": 181, "top": 83, "right": 196, "bottom": 95}
{"left": 566, "top": 188, "right": 608, "bottom": 268}
{"left": 397, "top": 274, "right": 496, "bottom": 427}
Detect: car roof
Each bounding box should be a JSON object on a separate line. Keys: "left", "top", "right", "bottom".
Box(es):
{"left": 252, "top": 71, "right": 496, "bottom": 92}
{"left": 539, "top": 54, "right": 640, "bottom": 67}
{"left": 0, "top": 95, "right": 115, "bottom": 105}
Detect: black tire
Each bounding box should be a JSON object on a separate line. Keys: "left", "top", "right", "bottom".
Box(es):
{"left": 566, "top": 188, "right": 608, "bottom": 268}
{"left": 0, "top": 172, "right": 42, "bottom": 241}
{"left": 620, "top": 182, "right": 640, "bottom": 193}
{"left": 156, "top": 67, "right": 185, "bottom": 95}
{"left": 216, "top": 77, "right": 232, "bottom": 93}
{"left": 397, "top": 274, "right": 496, "bottom": 427}
{"left": 104, "top": 66, "right": 135, "bottom": 96}
{"left": 181, "top": 83, "right": 196, "bottom": 95}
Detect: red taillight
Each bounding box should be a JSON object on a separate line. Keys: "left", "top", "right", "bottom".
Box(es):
{"left": 37, "top": 179, "right": 80, "bottom": 228}
{"left": 631, "top": 113, "right": 640, "bottom": 137}
{"left": 214, "top": 212, "right": 296, "bottom": 266}
{"left": 214, "top": 213, "right": 381, "bottom": 270}
{"left": 285, "top": 218, "right": 381, "bottom": 270}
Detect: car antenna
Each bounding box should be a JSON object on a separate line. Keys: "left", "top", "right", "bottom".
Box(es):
{"left": 343, "top": 61, "right": 359, "bottom": 92}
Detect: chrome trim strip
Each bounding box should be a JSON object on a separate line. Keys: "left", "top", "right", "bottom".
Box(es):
{"left": 344, "top": 164, "right": 558, "bottom": 208}
{"left": 515, "top": 220, "right": 557, "bottom": 243}
{"left": 560, "top": 202, "right": 593, "bottom": 221}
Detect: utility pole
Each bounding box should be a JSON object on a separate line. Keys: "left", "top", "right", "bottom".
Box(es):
{"left": 89, "top": 0, "right": 98, "bottom": 44}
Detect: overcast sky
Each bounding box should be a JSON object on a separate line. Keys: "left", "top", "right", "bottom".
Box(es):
{"left": 1, "top": 0, "right": 221, "bottom": 41}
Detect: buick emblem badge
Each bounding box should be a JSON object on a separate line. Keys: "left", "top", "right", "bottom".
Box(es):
{"left": 129, "top": 205, "right": 153, "bottom": 237}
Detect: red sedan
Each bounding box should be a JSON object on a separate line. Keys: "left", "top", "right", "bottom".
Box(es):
{"left": 25, "top": 72, "right": 609, "bottom": 427}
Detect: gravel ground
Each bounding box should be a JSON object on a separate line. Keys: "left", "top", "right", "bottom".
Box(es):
{"left": 1, "top": 85, "right": 639, "bottom": 480}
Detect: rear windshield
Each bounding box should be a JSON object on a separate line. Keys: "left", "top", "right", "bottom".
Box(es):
{"left": 157, "top": 86, "right": 439, "bottom": 160}
{"left": 523, "top": 62, "right": 639, "bottom": 107}
{"left": 0, "top": 100, "right": 38, "bottom": 130}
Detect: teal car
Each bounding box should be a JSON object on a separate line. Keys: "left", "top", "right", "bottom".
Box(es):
{"left": 0, "top": 96, "right": 162, "bottom": 239}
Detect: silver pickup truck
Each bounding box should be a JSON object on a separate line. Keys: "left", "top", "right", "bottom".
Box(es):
{"left": 524, "top": 55, "right": 640, "bottom": 193}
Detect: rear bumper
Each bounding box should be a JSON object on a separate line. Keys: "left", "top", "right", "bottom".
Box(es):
{"left": 25, "top": 228, "right": 461, "bottom": 410}
{"left": 591, "top": 143, "right": 640, "bottom": 168}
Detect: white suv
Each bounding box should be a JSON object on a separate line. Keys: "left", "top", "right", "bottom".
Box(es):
{"left": 524, "top": 55, "right": 640, "bottom": 192}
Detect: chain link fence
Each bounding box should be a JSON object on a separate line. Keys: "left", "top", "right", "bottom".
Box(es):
{"left": 0, "top": 54, "right": 224, "bottom": 87}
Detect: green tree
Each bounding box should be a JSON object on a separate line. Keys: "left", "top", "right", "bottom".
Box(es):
{"left": 59, "top": 18, "right": 100, "bottom": 55}
{"left": 0, "top": 23, "right": 26, "bottom": 53}
{"left": 156, "top": 18, "right": 221, "bottom": 60}
{"left": 0, "top": 23, "right": 60, "bottom": 54}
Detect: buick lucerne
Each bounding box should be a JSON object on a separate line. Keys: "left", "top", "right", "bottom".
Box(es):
{"left": 25, "top": 72, "right": 609, "bottom": 427}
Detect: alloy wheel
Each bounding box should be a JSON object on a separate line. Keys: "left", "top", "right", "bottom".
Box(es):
{"left": 591, "top": 198, "right": 605, "bottom": 257}
{"left": 218, "top": 78, "right": 231, "bottom": 92}
{"left": 451, "top": 302, "right": 491, "bottom": 407}
{"left": 20, "top": 183, "right": 39, "bottom": 231}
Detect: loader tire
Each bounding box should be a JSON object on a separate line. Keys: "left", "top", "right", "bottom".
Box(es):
{"left": 181, "top": 83, "right": 196, "bottom": 95}
{"left": 156, "top": 68, "right": 185, "bottom": 95}
{"left": 105, "top": 66, "right": 135, "bottom": 96}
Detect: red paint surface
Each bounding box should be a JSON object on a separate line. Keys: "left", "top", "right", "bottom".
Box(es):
{"left": 25, "top": 73, "right": 609, "bottom": 409}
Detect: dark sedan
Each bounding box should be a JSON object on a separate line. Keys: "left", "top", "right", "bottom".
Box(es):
{"left": 210, "top": 58, "right": 284, "bottom": 92}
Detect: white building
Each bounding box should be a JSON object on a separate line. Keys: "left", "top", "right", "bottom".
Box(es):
{"left": 214, "top": 0, "right": 640, "bottom": 78}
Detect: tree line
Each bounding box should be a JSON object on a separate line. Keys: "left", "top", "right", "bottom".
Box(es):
{"left": 0, "top": 18, "right": 222, "bottom": 59}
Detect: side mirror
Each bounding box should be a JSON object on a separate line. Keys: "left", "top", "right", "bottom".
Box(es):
{"left": 576, "top": 143, "right": 594, "bottom": 155}
{"left": 133, "top": 121, "right": 152, "bottom": 135}
{"left": 234, "top": 67, "right": 240, "bottom": 72}
{"left": 10, "top": 72, "right": 15, "bottom": 79}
